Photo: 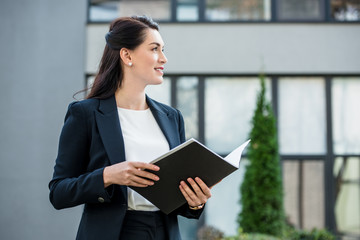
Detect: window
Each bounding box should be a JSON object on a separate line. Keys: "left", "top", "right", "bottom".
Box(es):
{"left": 89, "top": 0, "right": 171, "bottom": 22}
{"left": 277, "top": 0, "right": 324, "bottom": 20}
{"left": 278, "top": 78, "right": 326, "bottom": 155}
{"left": 205, "top": 0, "right": 271, "bottom": 21}
{"left": 204, "top": 77, "right": 271, "bottom": 153}
{"left": 176, "top": 77, "right": 199, "bottom": 139}
{"left": 331, "top": 0, "right": 360, "bottom": 21}
{"left": 177, "top": 0, "right": 199, "bottom": 21}
{"left": 334, "top": 157, "right": 360, "bottom": 236}
{"left": 283, "top": 160, "right": 325, "bottom": 229}
{"left": 332, "top": 77, "right": 360, "bottom": 155}
{"left": 88, "top": 0, "right": 360, "bottom": 22}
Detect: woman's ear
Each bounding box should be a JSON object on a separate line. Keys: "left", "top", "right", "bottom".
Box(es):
{"left": 120, "top": 48, "right": 132, "bottom": 66}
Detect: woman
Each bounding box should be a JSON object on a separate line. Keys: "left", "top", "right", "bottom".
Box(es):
{"left": 49, "top": 16, "right": 211, "bottom": 240}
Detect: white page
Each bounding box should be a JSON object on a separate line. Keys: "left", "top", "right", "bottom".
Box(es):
{"left": 224, "top": 140, "right": 251, "bottom": 168}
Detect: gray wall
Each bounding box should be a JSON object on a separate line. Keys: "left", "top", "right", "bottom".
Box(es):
{"left": 86, "top": 23, "right": 360, "bottom": 75}
{"left": 0, "top": 0, "right": 87, "bottom": 239}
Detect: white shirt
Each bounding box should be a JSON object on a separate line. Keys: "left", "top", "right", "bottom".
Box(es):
{"left": 117, "top": 107, "right": 170, "bottom": 211}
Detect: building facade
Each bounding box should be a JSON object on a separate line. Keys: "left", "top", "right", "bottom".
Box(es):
{"left": 0, "top": 0, "right": 359, "bottom": 239}
{"left": 86, "top": 1, "right": 360, "bottom": 239}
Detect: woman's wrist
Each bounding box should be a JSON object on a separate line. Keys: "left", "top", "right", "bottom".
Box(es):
{"left": 189, "top": 203, "right": 204, "bottom": 210}
{"left": 103, "top": 166, "right": 113, "bottom": 188}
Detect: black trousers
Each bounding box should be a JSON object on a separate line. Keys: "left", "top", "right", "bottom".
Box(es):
{"left": 119, "top": 210, "right": 168, "bottom": 240}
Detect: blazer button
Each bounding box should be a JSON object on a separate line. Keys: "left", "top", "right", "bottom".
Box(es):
{"left": 98, "top": 197, "right": 105, "bottom": 203}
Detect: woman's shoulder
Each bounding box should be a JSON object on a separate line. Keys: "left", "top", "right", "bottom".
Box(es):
{"left": 66, "top": 98, "right": 100, "bottom": 116}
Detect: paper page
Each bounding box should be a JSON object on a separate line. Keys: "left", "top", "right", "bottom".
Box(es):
{"left": 224, "top": 140, "right": 251, "bottom": 168}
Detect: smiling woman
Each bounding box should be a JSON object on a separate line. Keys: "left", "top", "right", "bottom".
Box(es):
{"left": 49, "top": 15, "right": 211, "bottom": 240}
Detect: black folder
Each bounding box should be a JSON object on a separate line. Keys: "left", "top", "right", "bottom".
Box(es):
{"left": 130, "top": 138, "right": 250, "bottom": 214}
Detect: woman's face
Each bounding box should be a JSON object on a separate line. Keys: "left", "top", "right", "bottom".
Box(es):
{"left": 128, "top": 29, "right": 168, "bottom": 86}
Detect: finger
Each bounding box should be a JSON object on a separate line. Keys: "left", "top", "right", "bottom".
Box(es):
{"left": 179, "top": 183, "right": 196, "bottom": 206}
{"left": 194, "top": 177, "right": 212, "bottom": 198}
{"left": 135, "top": 168, "right": 160, "bottom": 182}
{"left": 180, "top": 180, "right": 201, "bottom": 205}
{"left": 132, "top": 162, "right": 160, "bottom": 171}
{"left": 186, "top": 178, "right": 204, "bottom": 196}
{"left": 130, "top": 175, "right": 155, "bottom": 187}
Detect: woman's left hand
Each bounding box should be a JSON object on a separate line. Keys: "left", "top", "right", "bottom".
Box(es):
{"left": 179, "top": 177, "right": 211, "bottom": 209}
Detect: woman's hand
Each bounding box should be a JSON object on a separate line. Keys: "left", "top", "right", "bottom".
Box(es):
{"left": 179, "top": 177, "right": 212, "bottom": 210}
{"left": 103, "top": 162, "right": 160, "bottom": 188}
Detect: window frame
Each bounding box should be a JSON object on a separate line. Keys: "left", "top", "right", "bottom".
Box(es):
{"left": 87, "top": 0, "right": 360, "bottom": 23}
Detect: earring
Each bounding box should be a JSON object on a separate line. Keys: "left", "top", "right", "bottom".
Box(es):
{"left": 128, "top": 62, "right": 132, "bottom": 67}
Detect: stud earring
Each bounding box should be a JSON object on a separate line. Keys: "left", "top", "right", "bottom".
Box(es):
{"left": 128, "top": 62, "right": 132, "bottom": 67}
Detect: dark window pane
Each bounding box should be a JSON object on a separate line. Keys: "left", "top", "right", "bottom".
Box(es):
{"left": 205, "top": 0, "right": 271, "bottom": 21}
{"left": 177, "top": 77, "right": 199, "bottom": 139}
{"left": 89, "top": 0, "right": 171, "bottom": 22}
{"left": 89, "top": 0, "right": 119, "bottom": 22}
{"left": 177, "top": 0, "right": 199, "bottom": 21}
{"left": 277, "top": 0, "right": 324, "bottom": 20}
{"left": 283, "top": 160, "right": 325, "bottom": 230}
{"left": 331, "top": 0, "right": 360, "bottom": 21}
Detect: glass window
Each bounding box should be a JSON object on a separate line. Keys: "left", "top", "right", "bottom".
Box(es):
{"left": 177, "top": 0, "right": 199, "bottom": 21}
{"left": 334, "top": 157, "right": 360, "bottom": 235}
{"left": 283, "top": 160, "right": 325, "bottom": 230}
{"left": 145, "top": 77, "right": 171, "bottom": 105}
{"left": 283, "top": 161, "right": 300, "bottom": 227}
{"left": 205, "top": 158, "right": 248, "bottom": 236}
{"left": 89, "top": 0, "right": 119, "bottom": 22}
{"left": 331, "top": 0, "right": 360, "bottom": 21}
{"left": 278, "top": 78, "right": 326, "bottom": 155}
{"left": 118, "top": 0, "right": 171, "bottom": 21}
{"left": 303, "top": 161, "right": 325, "bottom": 229}
{"left": 205, "top": 0, "right": 271, "bottom": 21}
{"left": 332, "top": 78, "right": 360, "bottom": 155}
{"left": 89, "top": 0, "right": 171, "bottom": 22}
{"left": 176, "top": 77, "right": 199, "bottom": 139}
{"left": 277, "top": 0, "right": 324, "bottom": 20}
{"left": 205, "top": 77, "right": 271, "bottom": 153}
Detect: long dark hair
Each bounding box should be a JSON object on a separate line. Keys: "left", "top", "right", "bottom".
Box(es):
{"left": 86, "top": 16, "right": 159, "bottom": 99}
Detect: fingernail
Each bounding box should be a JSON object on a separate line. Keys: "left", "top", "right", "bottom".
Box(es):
{"left": 154, "top": 166, "right": 160, "bottom": 171}
{"left": 155, "top": 177, "right": 159, "bottom": 181}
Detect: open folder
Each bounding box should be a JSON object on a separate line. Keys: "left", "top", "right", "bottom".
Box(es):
{"left": 130, "top": 138, "right": 250, "bottom": 214}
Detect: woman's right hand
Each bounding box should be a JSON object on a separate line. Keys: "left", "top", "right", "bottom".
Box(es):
{"left": 103, "top": 162, "right": 160, "bottom": 188}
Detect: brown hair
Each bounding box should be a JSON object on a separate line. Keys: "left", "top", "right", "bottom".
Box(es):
{"left": 86, "top": 16, "right": 159, "bottom": 99}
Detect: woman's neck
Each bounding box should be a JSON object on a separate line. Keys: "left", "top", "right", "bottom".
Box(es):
{"left": 115, "top": 85, "right": 148, "bottom": 110}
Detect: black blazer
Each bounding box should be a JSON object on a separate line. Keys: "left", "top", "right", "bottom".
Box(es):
{"left": 49, "top": 95, "right": 203, "bottom": 240}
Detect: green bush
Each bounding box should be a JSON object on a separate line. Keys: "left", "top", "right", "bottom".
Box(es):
{"left": 238, "top": 75, "right": 285, "bottom": 236}
{"left": 197, "top": 225, "right": 336, "bottom": 240}
{"left": 283, "top": 226, "right": 336, "bottom": 240}
{"left": 224, "top": 229, "right": 281, "bottom": 240}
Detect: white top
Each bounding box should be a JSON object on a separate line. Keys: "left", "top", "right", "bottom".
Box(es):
{"left": 117, "top": 107, "right": 170, "bottom": 211}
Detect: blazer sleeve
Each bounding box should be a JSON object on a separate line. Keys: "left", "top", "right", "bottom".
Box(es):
{"left": 49, "top": 102, "right": 112, "bottom": 210}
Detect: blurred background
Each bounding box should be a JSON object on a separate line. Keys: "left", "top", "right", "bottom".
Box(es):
{"left": 0, "top": 0, "right": 359, "bottom": 239}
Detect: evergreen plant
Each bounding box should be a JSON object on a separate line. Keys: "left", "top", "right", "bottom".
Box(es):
{"left": 238, "top": 75, "right": 285, "bottom": 236}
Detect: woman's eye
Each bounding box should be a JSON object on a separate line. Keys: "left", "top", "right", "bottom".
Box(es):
{"left": 152, "top": 47, "right": 158, "bottom": 51}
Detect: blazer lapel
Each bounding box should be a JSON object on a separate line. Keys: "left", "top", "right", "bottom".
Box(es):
{"left": 95, "top": 95, "right": 180, "bottom": 166}
{"left": 146, "top": 96, "right": 179, "bottom": 150}
{"left": 95, "top": 96, "right": 126, "bottom": 165}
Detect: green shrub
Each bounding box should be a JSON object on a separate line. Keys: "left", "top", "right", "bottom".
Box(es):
{"left": 238, "top": 75, "right": 285, "bottom": 236}
{"left": 224, "top": 229, "right": 281, "bottom": 240}
{"left": 283, "top": 226, "right": 336, "bottom": 240}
